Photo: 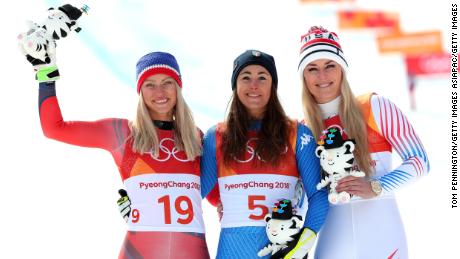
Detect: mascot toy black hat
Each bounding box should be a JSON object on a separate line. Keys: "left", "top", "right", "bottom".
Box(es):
{"left": 271, "top": 199, "right": 295, "bottom": 220}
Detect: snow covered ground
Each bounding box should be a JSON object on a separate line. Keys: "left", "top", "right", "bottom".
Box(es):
{"left": 2, "top": 0, "right": 457, "bottom": 258}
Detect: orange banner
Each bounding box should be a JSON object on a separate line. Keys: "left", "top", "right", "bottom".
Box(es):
{"left": 338, "top": 10, "right": 399, "bottom": 31}
{"left": 405, "top": 53, "right": 450, "bottom": 76}
{"left": 377, "top": 31, "right": 443, "bottom": 55}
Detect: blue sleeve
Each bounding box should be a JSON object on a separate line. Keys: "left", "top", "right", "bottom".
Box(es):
{"left": 200, "top": 125, "right": 219, "bottom": 198}
{"left": 296, "top": 123, "right": 329, "bottom": 233}
{"left": 39, "top": 81, "right": 56, "bottom": 113}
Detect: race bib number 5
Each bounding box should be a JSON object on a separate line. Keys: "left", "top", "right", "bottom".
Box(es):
{"left": 248, "top": 195, "right": 268, "bottom": 220}
{"left": 219, "top": 174, "right": 299, "bottom": 228}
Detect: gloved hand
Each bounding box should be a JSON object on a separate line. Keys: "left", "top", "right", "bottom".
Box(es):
{"left": 257, "top": 243, "right": 282, "bottom": 257}
{"left": 18, "top": 4, "right": 89, "bottom": 82}
{"left": 283, "top": 228, "right": 316, "bottom": 259}
{"left": 117, "top": 189, "right": 131, "bottom": 222}
{"left": 17, "top": 21, "right": 60, "bottom": 82}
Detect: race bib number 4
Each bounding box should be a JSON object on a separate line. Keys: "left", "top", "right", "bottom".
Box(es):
{"left": 219, "top": 174, "right": 300, "bottom": 228}
{"left": 124, "top": 173, "right": 205, "bottom": 233}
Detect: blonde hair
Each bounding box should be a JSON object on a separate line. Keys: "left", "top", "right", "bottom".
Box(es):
{"left": 301, "top": 73, "right": 373, "bottom": 175}
{"left": 130, "top": 84, "right": 201, "bottom": 160}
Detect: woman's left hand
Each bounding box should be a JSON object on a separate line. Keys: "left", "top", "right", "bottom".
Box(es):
{"left": 336, "top": 176, "right": 376, "bottom": 199}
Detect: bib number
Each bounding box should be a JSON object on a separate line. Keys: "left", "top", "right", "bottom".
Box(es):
{"left": 131, "top": 195, "right": 194, "bottom": 225}
{"left": 248, "top": 195, "right": 268, "bottom": 220}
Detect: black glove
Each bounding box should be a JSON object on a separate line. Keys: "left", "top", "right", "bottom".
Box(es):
{"left": 117, "top": 189, "right": 131, "bottom": 222}
{"left": 276, "top": 227, "right": 316, "bottom": 259}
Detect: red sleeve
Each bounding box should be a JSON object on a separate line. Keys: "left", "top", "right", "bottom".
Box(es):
{"left": 205, "top": 184, "right": 220, "bottom": 207}
{"left": 39, "top": 95, "right": 130, "bottom": 152}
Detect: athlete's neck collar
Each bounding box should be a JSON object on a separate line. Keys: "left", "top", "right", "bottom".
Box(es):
{"left": 249, "top": 120, "right": 262, "bottom": 131}
{"left": 153, "top": 120, "right": 174, "bottom": 130}
{"left": 318, "top": 96, "right": 341, "bottom": 119}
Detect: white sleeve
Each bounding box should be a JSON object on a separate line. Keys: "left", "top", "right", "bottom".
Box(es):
{"left": 370, "top": 95, "right": 430, "bottom": 193}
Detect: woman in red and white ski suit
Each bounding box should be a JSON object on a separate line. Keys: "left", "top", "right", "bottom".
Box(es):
{"left": 38, "top": 52, "right": 210, "bottom": 259}
{"left": 298, "top": 26, "right": 429, "bottom": 259}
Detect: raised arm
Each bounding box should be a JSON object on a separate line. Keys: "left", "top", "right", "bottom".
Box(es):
{"left": 39, "top": 81, "right": 129, "bottom": 152}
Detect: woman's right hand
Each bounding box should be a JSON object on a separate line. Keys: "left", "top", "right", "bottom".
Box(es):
{"left": 216, "top": 201, "right": 223, "bottom": 222}
{"left": 18, "top": 27, "right": 60, "bottom": 82}
{"left": 336, "top": 176, "right": 376, "bottom": 199}
{"left": 117, "top": 189, "right": 131, "bottom": 222}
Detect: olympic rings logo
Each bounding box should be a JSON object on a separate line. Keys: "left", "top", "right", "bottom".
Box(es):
{"left": 147, "top": 138, "right": 191, "bottom": 162}
{"left": 233, "top": 138, "right": 288, "bottom": 163}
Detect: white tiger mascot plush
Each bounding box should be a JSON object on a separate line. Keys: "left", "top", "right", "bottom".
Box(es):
{"left": 17, "top": 4, "right": 89, "bottom": 66}
{"left": 258, "top": 199, "right": 312, "bottom": 259}
{"left": 315, "top": 127, "right": 365, "bottom": 204}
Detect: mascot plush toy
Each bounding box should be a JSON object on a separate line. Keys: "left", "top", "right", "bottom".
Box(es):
{"left": 17, "top": 4, "right": 89, "bottom": 81}
{"left": 258, "top": 199, "right": 314, "bottom": 259}
{"left": 315, "top": 127, "right": 365, "bottom": 204}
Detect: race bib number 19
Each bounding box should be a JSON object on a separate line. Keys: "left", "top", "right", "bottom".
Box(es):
{"left": 125, "top": 173, "right": 204, "bottom": 233}
{"left": 131, "top": 195, "right": 194, "bottom": 225}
